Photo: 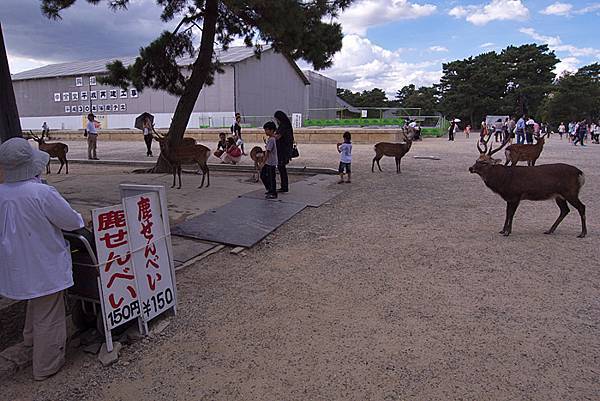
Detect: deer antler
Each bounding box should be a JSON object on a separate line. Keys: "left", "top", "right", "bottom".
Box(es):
{"left": 29, "top": 130, "right": 40, "bottom": 141}
{"left": 488, "top": 138, "right": 509, "bottom": 156}
{"left": 477, "top": 134, "right": 493, "bottom": 154}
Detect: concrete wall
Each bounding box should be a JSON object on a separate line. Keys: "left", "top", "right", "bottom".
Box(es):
{"left": 13, "top": 66, "right": 235, "bottom": 130}
{"left": 38, "top": 127, "right": 408, "bottom": 144}
{"left": 304, "top": 70, "right": 337, "bottom": 120}
{"left": 234, "top": 50, "right": 307, "bottom": 122}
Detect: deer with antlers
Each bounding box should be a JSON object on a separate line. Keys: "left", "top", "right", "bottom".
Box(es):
{"left": 469, "top": 136, "right": 587, "bottom": 237}
{"left": 152, "top": 130, "right": 210, "bottom": 189}
{"left": 29, "top": 131, "right": 69, "bottom": 174}
{"left": 504, "top": 132, "right": 547, "bottom": 166}
{"left": 372, "top": 127, "right": 415, "bottom": 174}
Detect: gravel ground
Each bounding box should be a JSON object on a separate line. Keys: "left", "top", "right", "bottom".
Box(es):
{"left": 2, "top": 135, "right": 599, "bottom": 400}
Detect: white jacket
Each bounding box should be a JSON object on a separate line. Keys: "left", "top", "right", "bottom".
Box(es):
{"left": 0, "top": 179, "right": 84, "bottom": 300}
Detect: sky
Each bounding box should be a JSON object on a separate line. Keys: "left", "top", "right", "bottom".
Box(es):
{"left": 2, "top": 0, "right": 600, "bottom": 97}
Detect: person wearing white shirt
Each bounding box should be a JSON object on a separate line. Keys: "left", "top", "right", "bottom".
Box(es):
{"left": 86, "top": 113, "right": 99, "bottom": 160}
{"left": 0, "top": 137, "right": 84, "bottom": 380}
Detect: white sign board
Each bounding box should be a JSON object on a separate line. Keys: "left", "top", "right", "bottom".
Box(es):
{"left": 361, "top": 109, "right": 368, "bottom": 118}
{"left": 291, "top": 113, "right": 302, "bottom": 128}
{"left": 92, "top": 206, "right": 141, "bottom": 330}
{"left": 123, "top": 192, "right": 176, "bottom": 322}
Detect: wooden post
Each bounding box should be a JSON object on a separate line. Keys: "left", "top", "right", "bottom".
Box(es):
{"left": 0, "top": 23, "right": 21, "bottom": 142}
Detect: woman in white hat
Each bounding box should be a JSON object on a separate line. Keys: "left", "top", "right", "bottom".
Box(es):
{"left": 0, "top": 137, "right": 84, "bottom": 381}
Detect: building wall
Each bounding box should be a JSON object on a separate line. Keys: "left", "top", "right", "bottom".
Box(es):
{"left": 13, "top": 66, "right": 235, "bottom": 130}
{"left": 304, "top": 70, "right": 337, "bottom": 120}
{"left": 234, "top": 50, "right": 307, "bottom": 124}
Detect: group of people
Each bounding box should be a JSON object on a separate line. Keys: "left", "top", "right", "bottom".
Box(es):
{"left": 453, "top": 115, "right": 600, "bottom": 147}
{"left": 557, "top": 120, "right": 600, "bottom": 145}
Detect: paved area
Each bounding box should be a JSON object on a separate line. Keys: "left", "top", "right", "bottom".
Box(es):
{"left": 2, "top": 136, "right": 600, "bottom": 400}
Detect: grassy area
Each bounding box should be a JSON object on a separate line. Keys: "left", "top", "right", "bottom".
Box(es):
{"left": 304, "top": 118, "right": 405, "bottom": 127}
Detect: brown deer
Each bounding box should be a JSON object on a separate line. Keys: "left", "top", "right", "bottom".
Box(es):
{"left": 469, "top": 136, "right": 587, "bottom": 237}
{"left": 372, "top": 128, "right": 414, "bottom": 173}
{"left": 29, "top": 131, "right": 69, "bottom": 174}
{"left": 152, "top": 130, "right": 210, "bottom": 189}
{"left": 504, "top": 133, "right": 547, "bottom": 166}
{"left": 249, "top": 146, "right": 265, "bottom": 182}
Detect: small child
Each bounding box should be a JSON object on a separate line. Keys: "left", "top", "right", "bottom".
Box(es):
{"left": 336, "top": 131, "right": 352, "bottom": 184}
{"left": 261, "top": 121, "right": 278, "bottom": 198}
{"left": 213, "top": 132, "right": 227, "bottom": 158}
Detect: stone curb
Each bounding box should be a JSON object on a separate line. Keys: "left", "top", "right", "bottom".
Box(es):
{"left": 65, "top": 159, "right": 338, "bottom": 175}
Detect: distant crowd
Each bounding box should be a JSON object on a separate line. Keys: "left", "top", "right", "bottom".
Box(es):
{"left": 453, "top": 116, "right": 600, "bottom": 146}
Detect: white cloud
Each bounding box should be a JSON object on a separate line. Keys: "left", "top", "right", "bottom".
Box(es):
{"left": 339, "top": 0, "right": 437, "bottom": 35}
{"left": 322, "top": 34, "right": 441, "bottom": 95}
{"left": 519, "top": 27, "right": 600, "bottom": 58}
{"left": 480, "top": 42, "right": 495, "bottom": 48}
{"left": 7, "top": 54, "right": 52, "bottom": 74}
{"left": 449, "top": 0, "right": 529, "bottom": 26}
{"left": 554, "top": 56, "right": 580, "bottom": 76}
{"left": 576, "top": 3, "right": 600, "bottom": 14}
{"left": 429, "top": 46, "right": 449, "bottom": 52}
{"left": 540, "top": 2, "right": 573, "bottom": 16}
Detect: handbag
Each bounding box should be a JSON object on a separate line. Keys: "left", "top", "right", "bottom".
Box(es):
{"left": 83, "top": 129, "right": 88, "bottom": 138}
{"left": 291, "top": 143, "right": 299, "bottom": 159}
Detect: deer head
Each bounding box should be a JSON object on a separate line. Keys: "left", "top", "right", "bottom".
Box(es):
{"left": 469, "top": 135, "right": 508, "bottom": 174}
{"left": 29, "top": 131, "right": 44, "bottom": 144}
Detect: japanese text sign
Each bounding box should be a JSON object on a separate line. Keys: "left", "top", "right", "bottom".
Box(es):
{"left": 92, "top": 206, "right": 141, "bottom": 330}
{"left": 123, "top": 192, "right": 175, "bottom": 322}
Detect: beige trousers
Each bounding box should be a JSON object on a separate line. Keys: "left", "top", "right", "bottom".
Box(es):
{"left": 87, "top": 134, "right": 97, "bottom": 159}
{"left": 23, "top": 291, "right": 66, "bottom": 379}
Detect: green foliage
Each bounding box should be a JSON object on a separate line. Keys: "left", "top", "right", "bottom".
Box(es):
{"left": 438, "top": 44, "right": 558, "bottom": 127}
{"left": 539, "top": 63, "right": 600, "bottom": 128}
{"left": 336, "top": 88, "right": 389, "bottom": 108}
{"left": 394, "top": 84, "right": 438, "bottom": 115}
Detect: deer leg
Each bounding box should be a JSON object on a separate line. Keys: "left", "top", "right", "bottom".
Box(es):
{"left": 57, "top": 160, "right": 64, "bottom": 174}
{"left": 46, "top": 161, "right": 50, "bottom": 174}
{"left": 395, "top": 157, "right": 401, "bottom": 174}
{"left": 198, "top": 165, "right": 205, "bottom": 188}
{"left": 171, "top": 168, "right": 176, "bottom": 188}
{"left": 545, "top": 198, "right": 570, "bottom": 235}
{"left": 65, "top": 159, "right": 68, "bottom": 174}
{"left": 177, "top": 166, "right": 183, "bottom": 189}
{"left": 371, "top": 157, "right": 376, "bottom": 172}
{"left": 566, "top": 197, "right": 587, "bottom": 238}
{"left": 500, "top": 201, "right": 519, "bottom": 236}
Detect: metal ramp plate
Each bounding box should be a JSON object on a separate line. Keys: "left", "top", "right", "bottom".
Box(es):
{"left": 172, "top": 197, "right": 306, "bottom": 247}
{"left": 241, "top": 175, "right": 341, "bottom": 207}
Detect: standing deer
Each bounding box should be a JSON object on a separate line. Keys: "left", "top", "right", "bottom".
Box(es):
{"left": 152, "top": 130, "right": 210, "bottom": 189}
{"left": 249, "top": 146, "right": 265, "bottom": 183}
{"left": 504, "top": 133, "right": 547, "bottom": 166}
{"left": 29, "top": 131, "right": 69, "bottom": 174}
{"left": 469, "top": 136, "right": 587, "bottom": 237}
{"left": 372, "top": 128, "right": 414, "bottom": 174}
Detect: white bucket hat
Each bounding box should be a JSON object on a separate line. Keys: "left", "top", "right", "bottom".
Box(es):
{"left": 0, "top": 137, "right": 49, "bottom": 183}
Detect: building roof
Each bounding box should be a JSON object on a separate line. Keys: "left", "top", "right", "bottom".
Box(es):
{"left": 11, "top": 45, "right": 308, "bottom": 83}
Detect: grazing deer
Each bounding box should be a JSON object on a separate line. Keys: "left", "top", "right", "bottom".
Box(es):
{"left": 469, "top": 136, "right": 587, "bottom": 237}
{"left": 249, "top": 146, "right": 265, "bottom": 183}
{"left": 152, "top": 130, "right": 210, "bottom": 189}
{"left": 29, "top": 131, "right": 69, "bottom": 174}
{"left": 372, "top": 128, "right": 414, "bottom": 173}
{"left": 504, "top": 133, "right": 547, "bottom": 166}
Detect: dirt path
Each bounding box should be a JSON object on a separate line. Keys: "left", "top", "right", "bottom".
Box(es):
{"left": 2, "top": 136, "right": 599, "bottom": 400}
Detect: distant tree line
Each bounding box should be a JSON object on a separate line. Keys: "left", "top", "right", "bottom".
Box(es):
{"left": 336, "top": 43, "right": 600, "bottom": 129}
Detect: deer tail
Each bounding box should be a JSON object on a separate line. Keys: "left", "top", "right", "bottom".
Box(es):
{"left": 578, "top": 171, "right": 585, "bottom": 189}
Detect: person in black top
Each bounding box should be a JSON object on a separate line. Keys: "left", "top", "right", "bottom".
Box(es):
{"left": 213, "top": 132, "right": 227, "bottom": 158}
{"left": 230, "top": 113, "right": 246, "bottom": 155}
{"left": 274, "top": 110, "right": 294, "bottom": 193}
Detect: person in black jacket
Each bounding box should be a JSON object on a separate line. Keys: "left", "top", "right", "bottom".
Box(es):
{"left": 274, "top": 110, "right": 294, "bottom": 192}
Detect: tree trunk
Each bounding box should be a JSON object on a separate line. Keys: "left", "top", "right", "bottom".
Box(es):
{"left": 148, "top": 0, "right": 219, "bottom": 173}
{"left": 0, "top": 23, "right": 22, "bottom": 143}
